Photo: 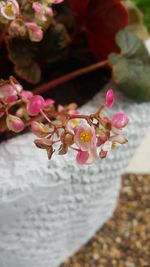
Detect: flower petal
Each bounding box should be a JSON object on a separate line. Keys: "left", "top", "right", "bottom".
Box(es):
{"left": 76, "top": 150, "right": 89, "bottom": 165}
{"left": 109, "top": 134, "right": 128, "bottom": 144}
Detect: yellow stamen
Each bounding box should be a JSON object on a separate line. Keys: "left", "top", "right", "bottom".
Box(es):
{"left": 5, "top": 4, "right": 14, "bottom": 17}
{"left": 111, "top": 142, "right": 116, "bottom": 150}
{"left": 72, "top": 119, "right": 79, "bottom": 127}
{"left": 80, "top": 130, "right": 91, "bottom": 142}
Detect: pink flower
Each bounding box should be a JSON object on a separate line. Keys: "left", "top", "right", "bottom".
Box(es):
{"left": 105, "top": 89, "right": 115, "bottom": 108}
{"left": 0, "top": 0, "right": 20, "bottom": 20}
{"left": 27, "top": 95, "right": 45, "bottom": 116}
{"left": 74, "top": 124, "right": 96, "bottom": 151}
{"left": 25, "top": 22, "right": 43, "bottom": 42}
{"left": 33, "top": 2, "right": 47, "bottom": 22}
{"left": 33, "top": 2, "right": 54, "bottom": 22}
{"left": 6, "top": 114, "right": 24, "bottom": 133}
{"left": 112, "top": 112, "right": 129, "bottom": 129}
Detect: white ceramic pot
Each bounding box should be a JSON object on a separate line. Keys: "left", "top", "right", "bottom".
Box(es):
{"left": 0, "top": 85, "right": 150, "bottom": 267}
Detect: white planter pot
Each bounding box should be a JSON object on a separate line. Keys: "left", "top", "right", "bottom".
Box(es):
{"left": 0, "top": 86, "right": 150, "bottom": 267}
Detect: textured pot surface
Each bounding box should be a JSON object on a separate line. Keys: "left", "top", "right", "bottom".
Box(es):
{"left": 0, "top": 86, "right": 150, "bottom": 267}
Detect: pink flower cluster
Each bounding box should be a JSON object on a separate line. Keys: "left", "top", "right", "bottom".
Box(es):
{"left": 0, "top": 78, "right": 129, "bottom": 165}
{"left": 0, "top": 0, "right": 64, "bottom": 42}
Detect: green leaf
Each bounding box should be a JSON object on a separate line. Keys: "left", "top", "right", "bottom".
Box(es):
{"left": 111, "top": 57, "right": 150, "bottom": 102}
{"left": 115, "top": 28, "right": 148, "bottom": 57}
{"left": 109, "top": 29, "right": 150, "bottom": 102}
{"left": 108, "top": 53, "right": 122, "bottom": 65}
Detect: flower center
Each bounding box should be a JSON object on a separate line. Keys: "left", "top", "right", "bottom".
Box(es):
{"left": 5, "top": 4, "right": 14, "bottom": 17}
{"left": 80, "top": 130, "right": 91, "bottom": 143}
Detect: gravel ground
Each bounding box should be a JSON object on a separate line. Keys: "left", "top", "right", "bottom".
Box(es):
{"left": 60, "top": 174, "right": 150, "bottom": 267}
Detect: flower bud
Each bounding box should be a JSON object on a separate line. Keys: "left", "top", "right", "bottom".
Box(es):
{"left": 0, "top": 83, "right": 17, "bottom": 103}
{"left": 6, "top": 114, "right": 24, "bottom": 133}
{"left": 44, "top": 98, "right": 55, "bottom": 106}
{"left": 34, "top": 138, "right": 52, "bottom": 149}
{"left": 15, "top": 107, "right": 25, "bottom": 118}
{"left": 105, "top": 89, "right": 115, "bottom": 108}
{"left": 61, "top": 132, "right": 74, "bottom": 146}
{"left": 26, "top": 22, "right": 43, "bottom": 42}
{"left": 27, "top": 95, "right": 45, "bottom": 116}
{"left": 112, "top": 112, "right": 129, "bottom": 129}
{"left": 54, "top": 0, "right": 64, "bottom": 4}
{"left": 58, "top": 144, "right": 68, "bottom": 155}
{"left": 31, "top": 121, "right": 48, "bottom": 137}
{"left": 21, "top": 90, "right": 33, "bottom": 100}
{"left": 99, "top": 149, "right": 107, "bottom": 159}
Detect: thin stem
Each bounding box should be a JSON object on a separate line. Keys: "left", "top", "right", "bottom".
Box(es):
{"left": 33, "top": 60, "right": 108, "bottom": 95}
{"left": 40, "top": 109, "right": 52, "bottom": 124}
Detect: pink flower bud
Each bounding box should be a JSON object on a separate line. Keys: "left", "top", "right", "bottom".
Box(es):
{"left": 33, "top": 2, "right": 44, "bottom": 14}
{"left": 112, "top": 112, "right": 129, "bottom": 129}
{"left": 26, "top": 22, "right": 43, "bottom": 42}
{"left": 105, "top": 89, "right": 115, "bottom": 108}
{"left": 76, "top": 150, "right": 89, "bottom": 165}
{"left": 44, "top": 98, "right": 55, "bottom": 106}
{"left": 31, "top": 121, "right": 48, "bottom": 137}
{"left": 6, "top": 114, "right": 24, "bottom": 133}
{"left": 27, "top": 95, "right": 45, "bottom": 116}
{"left": 15, "top": 107, "right": 24, "bottom": 118}
{"left": 97, "top": 133, "right": 108, "bottom": 146}
{"left": 58, "top": 105, "right": 65, "bottom": 112}
{"left": 0, "top": 83, "right": 17, "bottom": 103}
{"left": 21, "top": 90, "right": 33, "bottom": 100}
{"left": 54, "top": 0, "right": 64, "bottom": 4}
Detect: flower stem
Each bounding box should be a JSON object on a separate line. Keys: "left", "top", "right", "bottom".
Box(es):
{"left": 33, "top": 60, "right": 108, "bottom": 95}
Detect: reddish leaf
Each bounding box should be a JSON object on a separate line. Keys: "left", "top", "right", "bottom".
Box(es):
{"left": 66, "top": 0, "right": 129, "bottom": 60}
{"left": 66, "top": 0, "right": 89, "bottom": 24}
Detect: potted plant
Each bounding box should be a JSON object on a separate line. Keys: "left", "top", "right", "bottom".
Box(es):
{"left": 0, "top": 1, "right": 150, "bottom": 267}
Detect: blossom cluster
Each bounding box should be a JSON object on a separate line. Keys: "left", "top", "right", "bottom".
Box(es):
{"left": 0, "top": 0, "right": 64, "bottom": 42}
{"left": 0, "top": 77, "right": 129, "bottom": 165}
